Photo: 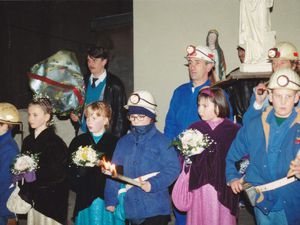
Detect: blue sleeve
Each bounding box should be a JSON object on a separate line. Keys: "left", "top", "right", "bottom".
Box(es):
{"left": 225, "top": 126, "right": 251, "bottom": 183}
{"left": 164, "top": 91, "right": 178, "bottom": 139}
{"left": 104, "top": 141, "right": 124, "bottom": 207}
{"left": 0, "top": 147, "right": 18, "bottom": 194}
{"left": 149, "top": 145, "right": 180, "bottom": 193}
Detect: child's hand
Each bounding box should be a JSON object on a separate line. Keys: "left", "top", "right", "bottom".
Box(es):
{"left": 140, "top": 181, "right": 151, "bottom": 192}
{"left": 255, "top": 83, "right": 268, "bottom": 106}
{"left": 230, "top": 179, "right": 243, "bottom": 194}
{"left": 288, "top": 154, "right": 300, "bottom": 179}
{"left": 106, "top": 206, "right": 115, "bottom": 212}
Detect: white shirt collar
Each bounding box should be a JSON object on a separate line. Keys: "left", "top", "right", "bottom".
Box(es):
{"left": 90, "top": 70, "right": 107, "bottom": 87}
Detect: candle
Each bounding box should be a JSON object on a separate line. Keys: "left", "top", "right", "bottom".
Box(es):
{"left": 101, "top": 160, "right": 142, "bottom": 187}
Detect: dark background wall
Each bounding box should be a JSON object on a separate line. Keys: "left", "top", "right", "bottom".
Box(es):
{"left": 0, "top": 0, "right": 133, "bottom": 109}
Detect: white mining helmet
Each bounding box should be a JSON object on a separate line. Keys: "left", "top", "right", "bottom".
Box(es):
{"left": 124, "top": 90, "right": 157, "bottom": 114}
{"left": 268, "top": 68, "right": 300, "bottom": 91}
{"left": 0, "top": 103, "right": 21, "bottom": 124}
{"left": 268, "top": 42, "right": 299, "bottom": 61}
{"left": 185, "top": 45, "right": 215, "bottom": 63}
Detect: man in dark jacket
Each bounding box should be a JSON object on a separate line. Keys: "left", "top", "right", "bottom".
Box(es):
{"left": 70, "top": 46, "right": 128, "bottom": 137}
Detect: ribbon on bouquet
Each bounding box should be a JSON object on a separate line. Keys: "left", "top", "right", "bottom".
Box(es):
{"left": 13, "top": 171, "right": 36, "bottom": 183}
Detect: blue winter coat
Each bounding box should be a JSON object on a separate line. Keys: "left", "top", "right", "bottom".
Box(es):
{"left": 226, "top": 107, "right": 300, "bottom": 225}
{"left": 164, "top": 80, "right": 233, "bottom": 140}
{"left": 0, "top": 131, "right": 19, "bottom": 217}
{"left": 105, "top": 124, "right": 180, "bottom": 220}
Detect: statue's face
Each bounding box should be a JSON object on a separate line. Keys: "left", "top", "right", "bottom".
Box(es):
{"left": 208, "top": 33, "right": 217, "bottom": 45}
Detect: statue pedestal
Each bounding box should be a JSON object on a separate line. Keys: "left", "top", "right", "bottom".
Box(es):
{"left": 240, "top": 62, "right": 272, "bottom": 73}
{"left": 212, "top": 69, "right": 272, "bottom": 88}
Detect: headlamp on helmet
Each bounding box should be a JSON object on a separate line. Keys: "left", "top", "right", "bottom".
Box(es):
{"left": 124, "top": 90, "right": 157, "bottom": 115}
{"left": 268, "top": 48, "right": 280, "bottom": 59}
{"left": 185, "top": 45, "right": 215, "bottom": 63}
{"left": 268, "top": 68, "right": 300, "bottom": 91}
{"left": 268, "top": 42, "right": 299, "bottom": 61}
{"left": 129, "top": 93, "right": 157, "bottom": 107}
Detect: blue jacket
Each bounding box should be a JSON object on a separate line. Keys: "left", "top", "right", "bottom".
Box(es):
{"left": 226, "top": 107, "right": 300, "bottom": 225}
{"left": 105, "top": 124, "right": 180, "bottom": 220}
{"left": 164, "top": 80, "right": 233, "bottom": 139}
{"left": 164, "top": 80, "right": 211, "bottom": 139}
{"left": 0, "top": 131, "right": 19, "bottom": 217}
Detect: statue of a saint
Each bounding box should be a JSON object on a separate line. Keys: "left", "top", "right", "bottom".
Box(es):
{"left": 206, "top": 29, "right": 226, "bottom": 81}
{"left": 239, "top": 0, "right": 276, "bottom": 72}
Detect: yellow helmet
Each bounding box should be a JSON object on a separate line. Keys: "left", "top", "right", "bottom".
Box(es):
{"left": 0, "top": 103, "right": 21, "bottom": 124}
{"left": 268, "top": 42, "right": 299, "bottom": 61}
{"left": 268, "top": 68, "right": 300, "bottom": 91}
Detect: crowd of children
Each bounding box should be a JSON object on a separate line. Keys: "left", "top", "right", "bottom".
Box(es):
{"left": 1, "top": 43, "right": 300, "bottom": 225}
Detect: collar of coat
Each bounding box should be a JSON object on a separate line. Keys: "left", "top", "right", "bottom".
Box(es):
{"left": 261, "top": 106, "right": 300, "bottom": 148}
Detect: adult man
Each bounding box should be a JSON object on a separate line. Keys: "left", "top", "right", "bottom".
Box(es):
{"left": 165, "top": 45, "right": 232, "bottom": 225}
{"left": 70, "top": 46, "right": 128, "bottom": 137}
{"left": 165, "top": 45, "right": 217, "bottom": 225}
{"left": 243, "top": 42, "right": 299, "bottom": 124}
{"left": 165, "top": 45, "right": 217, "bottom": 224}
{"left": 164, "top": 45, "right": 215, "bottom": 140}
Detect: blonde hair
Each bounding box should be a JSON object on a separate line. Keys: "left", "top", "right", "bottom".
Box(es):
{"left": 84, "top": 101, "right": 112, "bottom": 129}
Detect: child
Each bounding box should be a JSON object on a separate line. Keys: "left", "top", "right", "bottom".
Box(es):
{"left": 19, "top": 97, "right": 69, "bottom": 225}
{"left": 172, "top": 87, "right": 240, "bottom": 225}
{"left": 105, "top": 90, "right": 180, "bottom": 225}
{"left": 0, "top": 103, "right": 20, "bottom": 225}
{"left": 226, "top": 68, "right": 300, "bottom": 225}
{"left": 68, "top": 101, "right": 122, "bottom": 225}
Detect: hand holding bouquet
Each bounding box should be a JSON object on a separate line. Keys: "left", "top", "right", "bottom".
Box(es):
{"left": 72, "top": 145, "right": 102, "bottom": 167}
{"left": 11, "top": 153, "right": 39, "bottom": 182}
{"left": 172, "top": 129, "right": 213, "bottom": 164}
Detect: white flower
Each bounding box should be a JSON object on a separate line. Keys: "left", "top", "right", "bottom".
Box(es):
{"left": 172, "top": 128, "right": 214, "bottom": 161}
{"left": 72, "top": 145, "right": 101, "bottom": 167}
{"left": 11, "top": 153, "right": 39, "bottom": 175}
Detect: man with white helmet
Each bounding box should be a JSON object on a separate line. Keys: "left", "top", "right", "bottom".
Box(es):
{"left": 164, "top": 45, "right": 233, "bottom": 225}
{"left": 164, "top": 45, "right": 216, "bottom": 140}
{"left": 243, "top": 42, "right": 300, "bottom": 124}
{"left": 269, "top": 42, "right": 299, "bottom": 71}
{"left": 0, "top": 103, "right": 21, "bottom": 225}
{"left": 105, "top": 90, "right": 180, "bottom": 225}
{"left": 226, "top": 68, "right": 300, "bottom": 225}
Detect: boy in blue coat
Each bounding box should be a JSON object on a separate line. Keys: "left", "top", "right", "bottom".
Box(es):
{"left": 226, "top": 68, "right": 300, "bottom": 225}
{"left": 0, "top": 103, "right": 21, "bottom": 225}
{"left": 105, "top": 90, "right": 180, "bottom": 225}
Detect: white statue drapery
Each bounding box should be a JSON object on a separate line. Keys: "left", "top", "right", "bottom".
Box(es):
{"left": 239, "top": 0, "right": 275, "bottom": 67}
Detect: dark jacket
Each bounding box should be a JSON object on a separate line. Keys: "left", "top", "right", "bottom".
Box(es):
{"left": 82, "top": 72, "right": 128, "bottom": 137}
{"left": 0, "top": 131, "right": 19, "bottom": 217}
{"left": 189, "top": 119, "right": 240, "bottom": 216}
{"left": 19, "top": 128, "right": 69, "bottom": 224}
{"left": 68, "top": 132, "right": 118, "bottom": 218}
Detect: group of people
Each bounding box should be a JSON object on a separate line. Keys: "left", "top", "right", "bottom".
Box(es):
{"left": 1, "top": 41, "right": 300, "bottom": 225}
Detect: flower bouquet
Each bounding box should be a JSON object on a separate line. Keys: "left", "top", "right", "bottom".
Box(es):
{"left": 72, "top": 145, "right": 103, "bottom": 167}
{"left": 11, "top": 153, "right": 39, "bottom": 182}
{"left": 172, "top": 129, "right": 213, "bottom": 164}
